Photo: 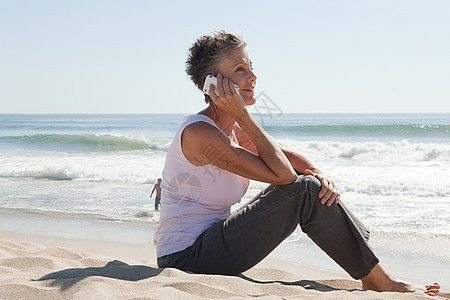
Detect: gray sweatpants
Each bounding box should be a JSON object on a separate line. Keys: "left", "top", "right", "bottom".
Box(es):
{"left": 157, "top": 175, "right": 379, "bottom": 279}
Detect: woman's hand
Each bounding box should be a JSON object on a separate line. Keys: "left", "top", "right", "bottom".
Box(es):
{"left": 305, "top": 169, "right": 340, "bottom": 206}
{"left": 208, "top": 73, "right": 246, "bottom": 117}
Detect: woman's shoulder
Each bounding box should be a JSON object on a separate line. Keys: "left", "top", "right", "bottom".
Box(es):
{"left": 182, "top": 113, "right": 213, "bottom": 123}
{"left": 182, "top": 119, "right": 221, "bottom": 141}
{"left": 180, "top": 117, "right": 225, "bottom": 167}
{"left": 180, "top": 113, "right": 215, "bottom": 128}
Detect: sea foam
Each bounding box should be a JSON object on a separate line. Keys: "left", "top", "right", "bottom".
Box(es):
{"left": 277, "top": 139, "right": 450, "bottom": 163}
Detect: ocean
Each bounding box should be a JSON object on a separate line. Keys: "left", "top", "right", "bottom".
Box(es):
{"left": 0, "top": 113, "right": 449, "bottom": 286}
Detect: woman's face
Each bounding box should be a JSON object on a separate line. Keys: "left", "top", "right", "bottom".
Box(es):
{"left": 217, "top": 47, "right": 257, "bottom": 106}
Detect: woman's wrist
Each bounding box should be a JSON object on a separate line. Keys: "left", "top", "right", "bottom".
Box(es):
{"left": 235, "top": 107, "right": 251, "bottom": 123}
{"left": 306, "top": 166, "right": 322, "bottom": 174}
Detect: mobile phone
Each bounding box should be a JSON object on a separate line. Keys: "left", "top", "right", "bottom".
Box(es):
{"left": 203, "top": 74, "right": 239, "bottom": 96}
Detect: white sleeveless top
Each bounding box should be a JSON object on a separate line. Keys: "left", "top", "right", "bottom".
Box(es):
{"left": 155, "top": 114, "right": 250, "bottom": 258}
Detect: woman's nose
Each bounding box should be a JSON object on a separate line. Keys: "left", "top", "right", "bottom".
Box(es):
{"left": 249, "top": 69, "right": 257, "bottom": 82}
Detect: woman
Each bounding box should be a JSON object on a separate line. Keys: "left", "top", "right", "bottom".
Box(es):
{"left": 155, "top": 31, "right": 440, "bottom": 296}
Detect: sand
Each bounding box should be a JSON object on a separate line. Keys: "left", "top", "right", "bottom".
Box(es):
{"left": 0, "top": 231, "right": 448, "bottom": 300}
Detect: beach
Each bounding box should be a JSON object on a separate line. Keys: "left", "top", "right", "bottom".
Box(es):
{"left": 2, "top": 230, "right": 449, "bottom": 299}
{"left": 0, "top": 113, "right": 449, "bottom": 298}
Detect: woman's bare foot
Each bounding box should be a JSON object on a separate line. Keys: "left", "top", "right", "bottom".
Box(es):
{"left": 361, "top": 264, "right": 440, "bottom": 296}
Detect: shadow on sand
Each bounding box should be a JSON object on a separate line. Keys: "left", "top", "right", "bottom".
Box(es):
{"left": 35, "top": 260, "right": 163, "bottom": 290}
{"left": 239, "top": 274, "right": 361, "bottom": 293}
{"left": 36, "top": 260, "right": 363, "bottom": 294}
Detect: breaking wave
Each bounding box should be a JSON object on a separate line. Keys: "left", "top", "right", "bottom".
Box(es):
{"left": 0, "top": 134, "right": 171, "bottom": 152}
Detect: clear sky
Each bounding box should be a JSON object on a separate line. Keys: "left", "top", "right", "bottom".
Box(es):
{"left": 1, "top": 0, "right": 449, "bottom": 114}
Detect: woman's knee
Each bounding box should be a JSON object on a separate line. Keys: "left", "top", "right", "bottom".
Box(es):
{"left": 277, "top": 175, "right": 322, "bottom": 225}
{"left": 279, "top": 175, "right": 321, "bottom": 198}
{"left": 295, "top": 175, "right": 321, "bottom": 193}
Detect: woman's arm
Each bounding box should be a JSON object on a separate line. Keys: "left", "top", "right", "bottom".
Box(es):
{"left": 182, "top": 114, "right": 297, "bottom": 185}
{"left": 235, "top": 124, "right": 340, "bottom": 206}
{"left": 280, "top": 147, "right": 318, "bottom": 174}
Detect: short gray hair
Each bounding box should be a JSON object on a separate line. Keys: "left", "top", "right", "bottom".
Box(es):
{"left": 185, "top": 31, "right": 247, "bottom": 103}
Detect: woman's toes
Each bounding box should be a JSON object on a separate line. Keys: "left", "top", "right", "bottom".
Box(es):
{"left": 424, "top": 283, "right": 440, "bottom": 296}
